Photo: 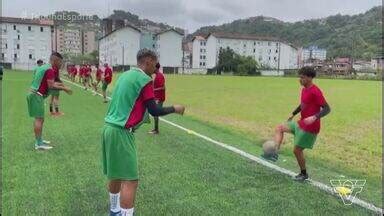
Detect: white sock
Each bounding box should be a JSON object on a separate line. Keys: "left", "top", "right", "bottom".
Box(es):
{"left": 121, "top": 208, "right": 134, "bottom": 216}
{"left": 109, "top": 192, "right": 120, "bottom": 212}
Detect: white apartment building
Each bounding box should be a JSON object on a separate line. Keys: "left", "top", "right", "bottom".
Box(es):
{"left": 154, "top": 29, "right": 183, "bottom": 68}
{"left": 193, "top": 32, "right": 298, "bottom": 70}
{"left": 98, "top": 24, "right": 141, "bottom": 66}
{"left": 0, "top": 17, "right": 54, "bottom": 70}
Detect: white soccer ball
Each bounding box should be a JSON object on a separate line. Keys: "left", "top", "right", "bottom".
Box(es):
{"left": 263, "top": 140, "right": 277, "bottom": 155}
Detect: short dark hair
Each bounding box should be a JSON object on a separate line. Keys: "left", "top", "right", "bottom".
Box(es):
{"left": 137, "top": 49, "right": 157, "bottom": 62}
{"left": 298, "top": 66, "right": 316, "bottom": 78}
{"left": 36, "top": 59, "right": 43, "bottom": 64}
{"left": 156, "top": 62, "right": 160, "bottom": 69}
{"left": 51, "top": 51, "right": 63, "bottom": 59}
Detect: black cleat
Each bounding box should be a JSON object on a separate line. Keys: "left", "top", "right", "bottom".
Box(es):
{"left": 293, "top": 173, "right": 309, "bottom": 181}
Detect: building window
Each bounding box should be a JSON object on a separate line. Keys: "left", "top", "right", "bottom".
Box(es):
{"left": 14, "top": 54, "right": 17, "bottom": 58}
{"left": 13, "top": 25, "right": 16, "bottom": 30}
{"left": 17, "top": 44, "right": 20, "bottom": 49}
{"left": 203, "top": 42, "right": 206, "bottom": 46}
{"left": 202, "top": 62, "right": 205, "bottom": 66}
{"left": 274, "top": 56, "right": 277, "bottom": 61}
{"left": 40, "top": 27, "right": 44, "bottom": 32}
{"left": 253, "top": 49, "right": 256, "bottom": 53}
{"left": 275, "top": 49, "right": 278, "bottom": 53}
{"left": 268, "top": 42, "right": 271, "bottom": 46}
{"left": 254, "top": 42, "right": 256, "bottom": 46}
{"left": 18, "top": 35, "right": 20, "bottom": 40}
{"left": 243, "top": 44, "right": 246, "bottom": 48}
{"left": 29, "top": 54, "right": 33, "bottom": 59}
{"left": 203, "top": 56, "right": 206, "bottom": 59}
{"left": 199, "top": 62, "right": 202, "bottom": 66}
{"left": 28, "top": 26, "right": 32, "bottom": 31}
{"left": 5, "top": 44, "right": 7, "bottom": 49}
{"left": 276, "top": 42, "right": 278, "bottom": 46}
{"left": 269, "top": 56, "right": 271, "bottom": 60}
{"left": 1, "top": 53, "right": 4, "bottom": 58}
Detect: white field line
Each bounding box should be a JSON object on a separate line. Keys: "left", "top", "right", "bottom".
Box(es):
{"left": 62, "top": 78, "right": 383, "bottom": 215}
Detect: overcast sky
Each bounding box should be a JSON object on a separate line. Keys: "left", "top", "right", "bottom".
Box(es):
{"left": 2, "top": 0, "right": 382, "bottom": 32}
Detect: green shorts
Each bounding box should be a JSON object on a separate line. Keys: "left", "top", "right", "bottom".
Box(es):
{"left": 102, "top": 82, "right": 109, "bottom": 91}
{"left": 288, "top": 121, "right": 317, "bottom": 149}
{"left": 26, "top": 92, "right": 44, "bottom": 118}
{"left": 49, "top": 89, "right": 60, "bottom": 97}
{"left": 102, "top": 123, "right": 138, "bottom": 180}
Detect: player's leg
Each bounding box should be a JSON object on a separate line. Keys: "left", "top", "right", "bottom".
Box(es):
{"left": 274, "top": 122, "right": 293, "bottom": 150}
{"left": 34, "top": 117, "right": 43, "bottom": 145}
{"left": 291, "top": 123, "right": 316, "bottom": 181}
{"left": 119, "top": 180, "right": 138, "bottom": 216}
{"left": 293, "top": 146, "right": 308, "bottom": 181}
{"left": 108, "top": 180, "right": 122, "bottom": 215}
{"left": 54, "top": 95, "right": 63, "bottom": 116}
{"left": 102, "top": 82, "right": 108, "bottom": 103}
{"left": 149, "top": 101, "right": 162, "bottom": 134}
{"left": 49, "top": 95, "right": 54, "bottom": 115}
{"left": 102, "top": 124, "right": 138, "bottom": 215}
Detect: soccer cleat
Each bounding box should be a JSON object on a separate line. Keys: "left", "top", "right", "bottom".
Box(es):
{"left": 35, "top": 144, "right": 53, "bottom": 150}
{"left": 293, "top": 173, "right": 309, "bottom": 181}
{"left": 54, "top": 112, "right": 65, "bottom": 116}
{"left": 148, "top": 130, "right": 159, "bottom": 135}
{"left": 42, "top": 140, "right": 51, "bottom": 144}
{"left": 261, "top": 152, "right": 278, "bottom": 162}
{"left": 109, "top": 210, "right": 121, "bottom": 216}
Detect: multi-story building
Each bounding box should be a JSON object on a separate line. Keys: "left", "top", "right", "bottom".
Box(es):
{"left": 192, "top": 32, "right": 298, "bottom": 70}
{"left": 0, "top": 17, "right": 54, "bottom": 70}
{"left": 99, "top": 20, "right": 184, "bottom": 72}
{"left": 54, "top": 25, "right": 97, "bottom": 55}
{"left": 55, "top": 27, "right": 82, "bottom": 54}
{"left": 82, "top": 31, "right": 96, "bottom": 54}
{"left": 154, "top": 29, "right": 184, "bottom": 69}
{"left": 98, "top": 24, "right": 141, "bottom": 66}
{"left": 192, "top": 36, "right": 207, "bottom": 68}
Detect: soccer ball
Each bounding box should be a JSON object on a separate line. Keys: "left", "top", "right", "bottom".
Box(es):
{"left": 262, "top": 140, "right": 277, "bottom": 155}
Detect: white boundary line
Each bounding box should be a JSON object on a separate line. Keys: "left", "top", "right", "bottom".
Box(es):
{"left": 63, "top": 78, "right": 383, "bottom": 214}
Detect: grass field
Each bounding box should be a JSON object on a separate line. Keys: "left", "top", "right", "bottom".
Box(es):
{"left": 2, "top": 70, "right": 382, "bottom": 215}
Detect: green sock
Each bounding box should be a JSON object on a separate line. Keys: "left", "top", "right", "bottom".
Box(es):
{"left": 36, "top": 137, "right": 43, "bottom": 146}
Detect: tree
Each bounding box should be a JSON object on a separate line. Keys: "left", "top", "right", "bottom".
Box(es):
{"left": 217, "top": 47, "right": 260, "bottom": 76}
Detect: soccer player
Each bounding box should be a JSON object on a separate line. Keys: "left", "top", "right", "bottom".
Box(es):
{"left": 27, "top": 52, "right": 72, "bottom": 150}
{"left": 49, "top": 62, "right": 65, "bottom": 116}
{"left": 83, "top": 64, "right": 92, "bottom": 90}
{"left": 78, "top": 65, "right": 82, "bottom": 83}
{"left": 71, "top": 65, "right": 78, "bottom": 82}
{"left": 102, "top": 63, "right": 113, "bottom": 103}
{"left": 93, "top": 65, "right": 103, "bottom": 95}
{"left": 149, "top": 63, "right": 166, "bottom": 134}
{"left": 102, "top": 49, "right": 185, "bottom": 216}
{"left": 274, "top": 66, "right": 331, "bottom": 181}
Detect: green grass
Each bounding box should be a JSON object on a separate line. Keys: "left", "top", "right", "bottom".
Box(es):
{"left": 2, "top": 70, "right": 381, "bottom": 215}
{"left": 114, "top": 72, "right": 383, "bottom": 206}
